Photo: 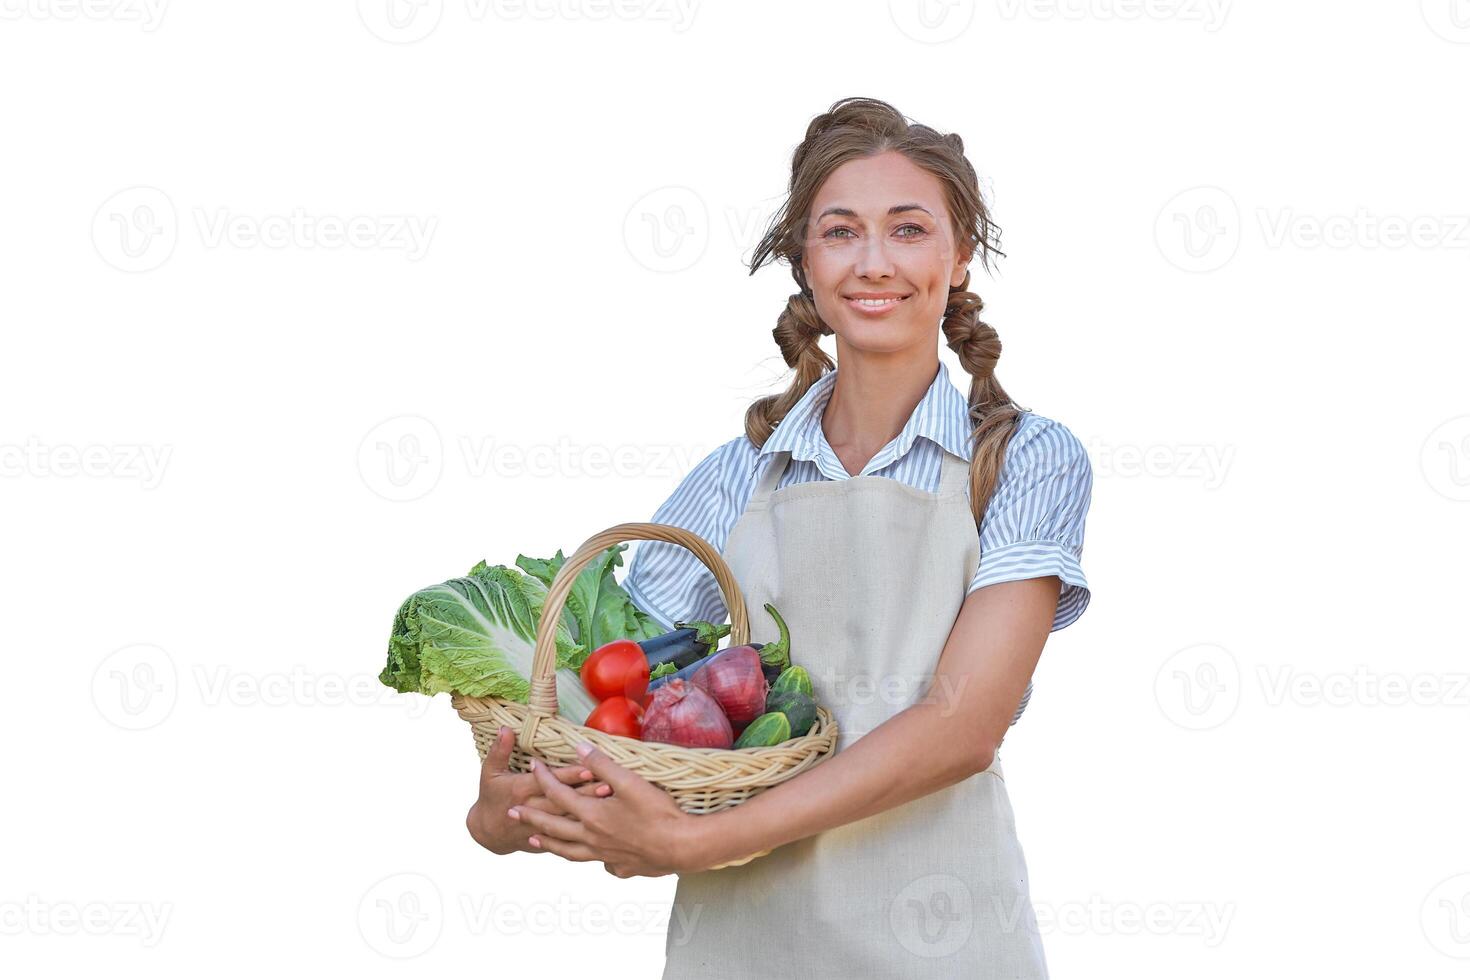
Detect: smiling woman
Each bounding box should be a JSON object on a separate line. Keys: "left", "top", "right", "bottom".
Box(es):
{"left": 477, "top": 96, "right": 1093, "bottom": 980}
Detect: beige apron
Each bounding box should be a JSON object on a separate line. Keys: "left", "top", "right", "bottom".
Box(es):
{"left": 662, "top": 448, "right": 1048, "bottom": 978}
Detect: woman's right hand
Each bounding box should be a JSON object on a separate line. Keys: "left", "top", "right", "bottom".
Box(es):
{"left": 466, "top": 724, "right": 612, "bottom": 855}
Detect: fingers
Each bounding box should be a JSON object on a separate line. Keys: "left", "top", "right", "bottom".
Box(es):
{"left": 574, "top": 744, "right": 640, "bottom": 797}
{"left": 550, "top": 763, "right": 597, "bottom": 786}
{"left": 510, "top": 797, "right": 586, "bottom": 843}
{"left": 524, "top": 833, "right": 601, "bottom": 862}
{"left": 483, "top": 725, "right": 515, "bottom": 776}
{"left": 528, "top": 757, "right": 592, "bottom": 820}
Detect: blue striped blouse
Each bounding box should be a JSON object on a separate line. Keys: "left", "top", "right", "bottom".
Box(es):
{"left": 623, "top": 360, "right": 1092, "bottom": 726}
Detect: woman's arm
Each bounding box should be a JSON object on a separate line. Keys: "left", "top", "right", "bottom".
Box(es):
{"left": 682, "top": 575, "right": 1061, "bottom": 871}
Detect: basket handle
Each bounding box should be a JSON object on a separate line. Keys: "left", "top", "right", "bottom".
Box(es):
{"left": 527, "top": 522, "right": 751, "bottom": 718}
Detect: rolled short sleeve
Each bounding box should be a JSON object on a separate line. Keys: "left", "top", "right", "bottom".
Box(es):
{"left": 622, "top": 437, "right": 749, "bottom": 631}
{"left": 966, "top": 414, "right": 1093, "bottom": 632}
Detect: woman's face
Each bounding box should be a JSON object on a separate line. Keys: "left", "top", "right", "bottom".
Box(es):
{"left": 800, "top": 150, "right": 970, "bottom": 355}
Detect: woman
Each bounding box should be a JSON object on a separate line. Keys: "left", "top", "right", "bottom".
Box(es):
{"left": 466, "top": 96, "right": 1093, "bottom": 977}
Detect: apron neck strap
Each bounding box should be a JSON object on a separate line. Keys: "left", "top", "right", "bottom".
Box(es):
{"left": 938, "top": 450, "right": 971, "bottom": 497}
{"left": 751, "top": 449, "right": 792, "bottom": 504}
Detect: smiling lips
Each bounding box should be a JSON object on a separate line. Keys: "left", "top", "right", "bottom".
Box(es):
{"left": 844, "top": 292, "right": 911, "bottom": 315}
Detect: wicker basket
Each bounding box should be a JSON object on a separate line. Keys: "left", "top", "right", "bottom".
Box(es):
{"left": 452, "top": 521, "right": 839, "bottom": 870}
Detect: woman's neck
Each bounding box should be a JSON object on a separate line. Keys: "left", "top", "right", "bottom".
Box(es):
{"left": 820, "top": 344, "right": 939, "bottom": 478}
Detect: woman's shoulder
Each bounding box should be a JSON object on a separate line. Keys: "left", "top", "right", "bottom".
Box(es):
{"left": 1008, "top": 410, "right": 1090, "bottom": 463}
{"left": 691, "top": 432, "right": 763, "bottom": 486}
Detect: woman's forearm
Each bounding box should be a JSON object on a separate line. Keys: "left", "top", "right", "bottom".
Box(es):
{"left": 682, "top": 702, "right": 994, "bottom": 871}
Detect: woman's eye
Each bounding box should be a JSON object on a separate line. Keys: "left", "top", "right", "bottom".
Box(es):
{"left": 823, "top": 224, "right": 925, "bottom": 240}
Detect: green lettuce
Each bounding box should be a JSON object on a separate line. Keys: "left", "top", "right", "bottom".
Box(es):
{"left": 378, "top": 544, "right": 663, "bottom": 724}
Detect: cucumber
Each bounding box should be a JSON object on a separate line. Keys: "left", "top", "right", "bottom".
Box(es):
{"left": 765, "top": 689, "right": 817, "bottom": 738}
{"left": 771, "top": 665, "right": 813, "bottom": 699}
{"left": 733, "top": 711, "right": 791, "bottom": 749}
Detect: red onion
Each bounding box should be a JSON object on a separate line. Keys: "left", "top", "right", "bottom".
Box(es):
{"left": 691, "top": 644, "right": 769, "bottom": 726}
{"left": 641, "top": 678, "right": 733, "bottom": 749}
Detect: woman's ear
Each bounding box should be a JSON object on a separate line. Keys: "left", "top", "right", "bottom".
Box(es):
{"left": 950, "top": 243, "right": 973, "bottom": 289}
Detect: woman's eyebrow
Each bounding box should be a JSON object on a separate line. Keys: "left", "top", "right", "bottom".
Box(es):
{"left": 815, "top": 203, "right": 934, "bottom": 221}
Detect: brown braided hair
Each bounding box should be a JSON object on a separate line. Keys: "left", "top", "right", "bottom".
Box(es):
{"left": 744, "top": 96, "right": 1025, "bottom": 526}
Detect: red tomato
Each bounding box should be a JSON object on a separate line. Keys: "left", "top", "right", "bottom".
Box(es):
{"left": 580, "top": 639, "right": 650, "bottom": 703}
{"left": 584, "top": 696, "right": 644, "bottom": 739}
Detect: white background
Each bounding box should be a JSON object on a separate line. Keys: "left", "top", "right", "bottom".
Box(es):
{"left": 3, "top": 1, "right": 1468, "bottom": 976}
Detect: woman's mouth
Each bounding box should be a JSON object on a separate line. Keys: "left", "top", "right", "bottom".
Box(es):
{"left": 844, "top": 293, "right": 911, "bottom": 316}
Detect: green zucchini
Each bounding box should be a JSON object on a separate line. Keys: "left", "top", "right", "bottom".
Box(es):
{"left": 733, "top": 711, "right": 791, "bottom": 748}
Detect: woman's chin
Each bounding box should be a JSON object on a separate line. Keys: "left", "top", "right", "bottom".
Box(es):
{"left": 832, "top": 317, "right": 928, "bottom": 354}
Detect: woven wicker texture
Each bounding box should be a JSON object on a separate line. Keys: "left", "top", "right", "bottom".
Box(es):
{"left": 453, "top": 521, "right": 838, "bottom": 869}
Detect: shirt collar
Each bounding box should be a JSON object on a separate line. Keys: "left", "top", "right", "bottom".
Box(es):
{"left": 758, "top": 361, "right": 973, "bottom": 478}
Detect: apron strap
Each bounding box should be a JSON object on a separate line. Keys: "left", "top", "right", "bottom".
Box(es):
{"left": 938, "top": 449, "right": 970, "bottom": 496}
{"left": 750, "top": 449, "right": 792, "bottom": 506}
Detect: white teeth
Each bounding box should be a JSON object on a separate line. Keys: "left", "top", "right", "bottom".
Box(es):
{"left": 855, "top": 297, "right": 903, "bottom": 307}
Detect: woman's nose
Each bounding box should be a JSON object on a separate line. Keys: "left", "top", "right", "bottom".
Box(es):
{"left": 852, "top": 235, "right": 897, "bottom": 279}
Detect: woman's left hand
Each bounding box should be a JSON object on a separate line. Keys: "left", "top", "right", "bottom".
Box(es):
{"left": 510, "top": 744, "right": 704, "bottom": 878}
